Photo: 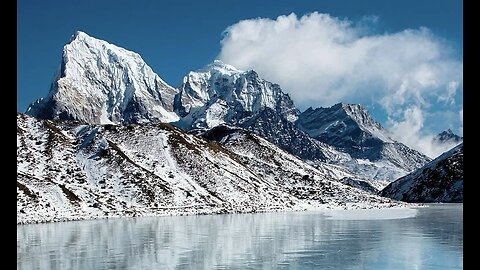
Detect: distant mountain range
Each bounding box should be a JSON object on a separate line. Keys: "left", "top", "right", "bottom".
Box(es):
{"left": 18, "top": 31, "right": 461, "bottom": 223}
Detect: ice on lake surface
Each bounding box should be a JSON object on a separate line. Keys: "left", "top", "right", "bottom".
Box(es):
{"left": 17, "top": 204, "right": 462, "bottom": 270}
{"left": 323, "top": 206, "right": 418, "bottom": 220}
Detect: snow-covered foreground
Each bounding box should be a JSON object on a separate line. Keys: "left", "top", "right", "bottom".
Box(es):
{"left": 17, "top": 114, "right": 407, "bottom": 224}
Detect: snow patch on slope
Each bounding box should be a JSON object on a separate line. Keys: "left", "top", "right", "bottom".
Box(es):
{"left": 17, "top": 114, "right": 407, "bottom": 224}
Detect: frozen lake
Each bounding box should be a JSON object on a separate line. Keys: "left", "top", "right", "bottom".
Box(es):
{"left": 17, "top": 204, "right": 462, "bottom": 269}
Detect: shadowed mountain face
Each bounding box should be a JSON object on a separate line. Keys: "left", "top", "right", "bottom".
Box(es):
{"left": 296, "top": 103, "right": 393, "bottom": 160}
{"left": 381, "top": 143, "right": 463, "bottom": 203}
{"left": 295, "top": 103, "right": 431, "bottom": 180}
{"left": 434, "top": 129, "right": 463, "bottom": 145}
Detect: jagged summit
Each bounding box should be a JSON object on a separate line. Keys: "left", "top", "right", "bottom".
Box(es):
{"left": 174, "top": 60, "right": 299, "bottom": 128}
{"left": 26, "top": 31, "right": 179, "bottom": 125}
{"left": 341, "top": 103, "right": 392, "bottom": 141}
{"left": 296, "top": 102, "right": 429, "bottom": 175}
{"left": 70, "top": 30, "right": 98, "bottom": 42}
{"left": 71, "top": 30, "right": 85, "bottom": 41}
{"left": 297, "top": 102, "right": 393, "bottom": 147}
{"left": 434, "top": 129, "right": 463, "bottom": 144}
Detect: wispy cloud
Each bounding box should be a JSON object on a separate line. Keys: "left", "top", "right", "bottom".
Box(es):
{"left": 218, "top": 12, "right": 463, "bottom": 157}
{"left": 438, "top": 81, "right": 459, "bottom": 105}
{"left": 387, "top": 106, "right": 460, "bottom": 158}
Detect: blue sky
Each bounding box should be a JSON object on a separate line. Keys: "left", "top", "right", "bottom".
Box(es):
{"left": 17, "top": 0, "right": 462, "bottom": 156}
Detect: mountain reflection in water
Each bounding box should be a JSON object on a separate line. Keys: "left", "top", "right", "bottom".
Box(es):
{"left": 17, "top": 204, "right": 462, "bottom": 270}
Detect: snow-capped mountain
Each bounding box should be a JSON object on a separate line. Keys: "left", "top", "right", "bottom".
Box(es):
{"left": 174, "top": 60, "right": 299, "bottom": 126}
{"left": 17, "top": 113, "right": 402, "bottom": 224}
{"left": 26, "top": 31, "right": 179, "bottom": 124}
{"left": 21, "top": 31, "right": 432, "bottom": 195}
{"left": 381, "top": 143, "right": 463, "bottom": 202}
{"left": 296, "top": 103, "right": 394, "bottom": 157}
{"left": 174, "top": 62, "right": 430, "bottom": 182}
{"left": 434, "top": 129, "right": 463, "bottom": 145}
{"left": 174, "top": 60, "right": 331, "bottom": 162}
{"left": 296, "top": 103, "right": 431, "bottom": 177}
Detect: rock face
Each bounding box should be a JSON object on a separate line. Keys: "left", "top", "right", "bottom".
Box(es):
{"left": 381, "top": 143, "right": 463, "bottom": 203}
{"left": 17, "top": 113, "right": 401, "bottom": 224}
{"left": 295, "top": 103, "right": 431, "bottom": 182}
{"left": 174, "top": 60, "right": 299, "bottom": 127}
{"left": 434, "top": 129, "right": 463, "bottom": 145}
{"left": 26, "top": 31, "right": 179, "bottom": 124}
{"left": 296, "top": 103, "right": 394, "bottom": 159}
{"left": 338, "top": 177, "right": 379, "bottom": 194}
{"left": 173, "top": 61, "right": 331, "bottom": 161}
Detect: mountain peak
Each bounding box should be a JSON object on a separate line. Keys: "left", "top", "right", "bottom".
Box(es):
{"left": 26, "top": 31, "right": 179, "bottom": 124}
{"left": 297, "top": 102, "right": 394, "bottom": 156}
{"left": 330, "top": 102, "right": 367, "bottom": 114}
{"left": 434, "top": 129, "right": 463, "bottom": 145}
{"left": 329, "top": 102, "right": 366, "bottom": 112}
{"left": 201, "top": 60, "right": 244, "bottom": 76}
{"left": 341, "top": 104, "right": 380, "bottom": 126}
{"left": 299, "top": 103, "right": 392, "bottom": 142}
{"left": 175, "top": 58, "right": 299, "bottom": 129}
{"left": 71, "top": 30, "right": 89, "bottom": 41}
{"left": 68, "top": 31, "right": 114, "bottom": 52}
{"left": 210, "top": 59, "right": 237, "bottom": 69}
{"left": 341, "top": 103, "right": 363, "bottom": 111}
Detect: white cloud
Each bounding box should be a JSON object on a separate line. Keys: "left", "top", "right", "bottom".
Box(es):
{"left": 218, "top": 12, "right": 463, "bottom": 156}
{"left": 387, "top": 106, "right": 460, "bottom": 158}
{"left": 438, "top": 81, "right": 459, "bottom": 104}
{"left": 219, "top": 12, "right": 462, "bottom": 111}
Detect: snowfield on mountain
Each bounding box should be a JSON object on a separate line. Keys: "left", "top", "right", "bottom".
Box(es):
{"left": 17, "top": 114, "right": 405, "bottom": 224}
{"left": 27, "top": 31, "right": 179, "bottom": 124}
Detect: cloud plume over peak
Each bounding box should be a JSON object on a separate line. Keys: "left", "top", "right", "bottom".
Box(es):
{"left": 386, "top": 106, "right": 460, "bottom": 158}
{"left": 218, "top": 12, "right": 462, "bottom": 157}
